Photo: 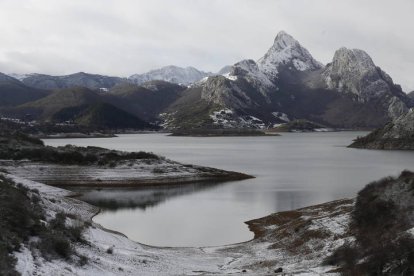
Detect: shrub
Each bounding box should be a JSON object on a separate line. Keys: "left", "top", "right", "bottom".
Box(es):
{"left": 0, "top": 176, "right": 88, "bottom": 268}
{"left": 0, "top": 176, "right": 44, "bottom": 275}
{"left": 51, "top": 237, "right": 72, "bottom": 259}
{"left": 78, "top": 255, "right": 88, "bottom": 266}
{"left": 152, "top": 168, "right": 165, "bottom": 174}
{"left": 324, "top": 172, "right": 414, "bottom": 275}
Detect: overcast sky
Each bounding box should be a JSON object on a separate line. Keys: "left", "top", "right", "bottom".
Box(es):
{"left": 0, "top": 0, "right": 413, "bottom": 91}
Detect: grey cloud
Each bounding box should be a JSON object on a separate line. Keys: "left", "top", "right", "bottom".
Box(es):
{"left": 0, "top": 0, "right": 413, "bottom": 91}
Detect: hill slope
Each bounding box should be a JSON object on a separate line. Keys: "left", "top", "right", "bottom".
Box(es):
{"left": 9, "top": 87, "right": 102, "bottom": 120}
{"left": 74, "top": 102, "right": 152, "bottom": 129}
{"left": 0, "top": 73, "right": 50, "bottom": 107}
{"left": 106, "top": 80, "right": 186, "bottom": 121}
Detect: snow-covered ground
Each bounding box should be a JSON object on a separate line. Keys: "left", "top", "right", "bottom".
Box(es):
{"left": 7, "top": 173, "right": 354, "bottom": 275}
{"left": 209, "top": 109, "right": 266, "bottom": 129}
{"left": 0, "top": 159, "right": 249, "bottom": 187}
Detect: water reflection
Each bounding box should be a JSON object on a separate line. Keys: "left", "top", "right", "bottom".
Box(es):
{"left": 69, "top": 182, "right": 226, "bottom": 212}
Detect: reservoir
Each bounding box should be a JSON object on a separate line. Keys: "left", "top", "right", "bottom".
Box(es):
{"left": 45, "top": 132, "right": 414, "bottom": 247}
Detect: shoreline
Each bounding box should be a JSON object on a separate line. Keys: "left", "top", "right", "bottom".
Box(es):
{"left": 9, "top": 172, "right": 353, "bottom": 275}
{"left": 1, "top": 160, "right": 254, "bottom": 189}
{"left": 41, "top": 172, "right": 254, "bottom": 188}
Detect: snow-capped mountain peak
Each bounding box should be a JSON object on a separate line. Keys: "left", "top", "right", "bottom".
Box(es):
{"left": 128, "top": 65, "right": 212, "bottom": 85}
{"left": 272, "top": 31, "right": 301, "bottom": 50}
{"left": 257, "top": 31, "right": 323, "bottom": 78}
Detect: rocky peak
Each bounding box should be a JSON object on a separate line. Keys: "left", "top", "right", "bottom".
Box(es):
{"left": 257, "top": 31, "right": 322, "bottom": 78}
{"left": 229, "top": 59, "right": 274, "bottom": 89}
{"left": 323, "top": 47, "right": 409, "bottom": 119}
{"left": 272, "top": 31, "right": 301, "bottom": 50}
{"left": 324, "top": 47, "right": 399, "bottom": 99}
{"left": 232, "top": 60, "right": 259, "bottom": 74}
{"left": 328, "top": 48, "right": 377, "bottom": 80}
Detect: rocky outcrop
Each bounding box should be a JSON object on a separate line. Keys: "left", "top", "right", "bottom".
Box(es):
{"left": 200, "top": 76, "right": 255, "bottom": 109}
{"left": 349, "top": 109, "right": 414, "bottom": 149}
{"left": 323, "top": 48, "right": 409, "bottom": 119}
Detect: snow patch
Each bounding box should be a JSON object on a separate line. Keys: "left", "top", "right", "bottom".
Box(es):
{"left": 223, "top": 73, "right": 237, "bottom": 81}
{"left": 210, "top": 109, "right": 266, "bottom": 129}
{"left": 272, "top": 112, "right": 290, "bottom": 122}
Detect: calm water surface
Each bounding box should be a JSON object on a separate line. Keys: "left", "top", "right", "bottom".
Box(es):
{"left": 45, "top": 132, "right": 414, "bottom": 247}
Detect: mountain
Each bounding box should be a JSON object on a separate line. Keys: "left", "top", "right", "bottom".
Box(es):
{"left": 72, "top": 102, "right": 152, "bottom": 129}
{"left": 3, "top": 31, "right": 411, "bottom": 131}
{"left": 2, "top": 79, "right": 184, "bottom": 128}
{"left": 8, "top": 87, "right": 103, "bottom": 120}
{"left": 349, "top": 109, "right": 414, "bottom": 149}
{"left": 128, "top": 66, "right": 212, "bottom": 85}
{"left": 2, "top": 83, "right": 159, "bottom": 129}
{"left": 6, "top": 73, "right": 32, "bottom": 81}
{"left": 0, "top": 73, "right": 50, "bottom": 107}
{"left": 257, "top": 31, "right": 323, "bottom": 80}
{"left": 322, "top": 48, "right": 409, "bottom": 119}
{"left": 161, "top": 31, "right": 412, "bottom": 130}
{"left": 106, "top": 80, "right": 186, "bottom": 122}
{"left": 20, "top": 72, "right": 125, "bottom": 90}
{"left": 408, "top": 91, "right": 414, "bottom": 99}
{"left": 217, "top": 65, "right": 232, "bottom": 75}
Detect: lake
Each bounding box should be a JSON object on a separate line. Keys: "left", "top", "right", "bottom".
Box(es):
{"left": 44, "top": 132, "right": 414, "bottom": 247}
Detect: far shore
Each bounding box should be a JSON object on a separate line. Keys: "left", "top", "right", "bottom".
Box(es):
{"left": 38, "top": 173, "right": 255, "bottom": 188}
{"left": 39, "top": 128, "right": 373, "bottom": 140}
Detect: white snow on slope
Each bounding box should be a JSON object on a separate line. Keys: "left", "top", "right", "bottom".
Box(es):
{"left": 272, "top": 111, "right": 290, "bottom": 122}
{"left": 257, "top": 31, "right": 323, "bottom": 78}
{"left": 6, "top": 73, "right": 36, "bottom": 81}
{"left": 210, "top": 108, "right": 266, "bottom": 129}
{"left": 231, "top": 59, "right": 274, "bottom": 88}
{"left": 129, "top": 65, "right": 212, "bottom": 85}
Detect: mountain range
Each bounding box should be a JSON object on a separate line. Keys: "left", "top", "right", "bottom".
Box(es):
{"left": 161, "top": 32, "right": 412, "bottom": 129}
{"left": 128, "top": 65, "right": 213, "bottom": 85}
{"left": 8, "top": 66, "right": 215, "bottom": 91}
{"left": 1, "top": 31, "right": 413, "bottom": 130}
